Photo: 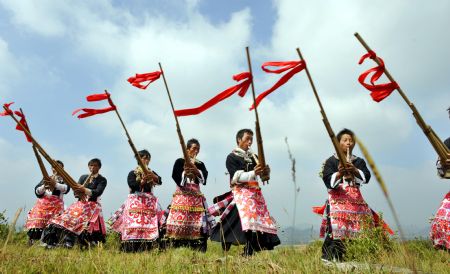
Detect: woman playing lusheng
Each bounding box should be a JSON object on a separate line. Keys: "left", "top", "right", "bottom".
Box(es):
{"left": 315, "top": 128, "right": 393, "bottom": 262}
{"left": 210, "top": 129, "right": 280, "bottom": 256}
{"left": 430, "top": 107, "right": 450, "bottom": 250}
{"left": 109, "top": 150, "right": 163, "bottom": 252}
{"left": 164, "top": 138, "right": 215, "bottom": 252}
{"left": 25, "top": 160, "right": 70, "bottom": 245}
{"left": 42, "top": 158, "right": 107, "bottom": 249}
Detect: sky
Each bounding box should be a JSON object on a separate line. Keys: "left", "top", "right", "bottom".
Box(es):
{"left": 0, "top": 0, "right": 449, "bottom": 239}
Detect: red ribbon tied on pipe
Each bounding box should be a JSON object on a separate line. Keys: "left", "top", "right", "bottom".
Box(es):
{"left": 250, "top": 60, "right": 306, "bottom": 110}
{"left": 358, "top": 51, "right": 399, "bottom": 102}
{"left": 13, "top": 110, "right": 32, "bottom": 143}
{"left": 0, "top": 102, "right": 14, "bottom": 116}
{"left": 127, "top": 71, "right": 162, "bottom": 90}
{"left": 174, "top": 72, "right": 252, "bottom": 117}
{"left": 72, "top": 91, "right": 117, "bottom": 119}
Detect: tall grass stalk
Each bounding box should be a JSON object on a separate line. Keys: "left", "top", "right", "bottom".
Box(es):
{"left": 1, "top": 207, "right": 22, "bottom": 253}
{"left": 285, "top": 137, "right": 299, "bottom": 245}
{"left": 355, "top": 136, "right": 417, "bottom": 273}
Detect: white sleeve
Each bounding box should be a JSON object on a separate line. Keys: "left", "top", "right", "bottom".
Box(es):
{"left": 55, "top": 183, "right": 68, "bottom": 193}
{"left": 437, "top": 159, "right": 445, "bottom": 177}
{"left": 330, "top": 172, "right": 341, "bottom": 188}
{"left": 231, "top": 170, "right": 256, "bottom": 185}
{"left": 355, "top": 169, "right": 367, "bottom": 185}
{"left": 35, "top": 185, "right": 46, "bottom": 195}
{"left": 181, "top": 170, "right": 206, "bottom": 185}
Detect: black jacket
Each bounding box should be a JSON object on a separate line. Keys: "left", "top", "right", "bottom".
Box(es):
{"left": 78, "top": 174, "right": 107, "bottom": 201}
{"left": 128, "top": 169, "right": 162, "bottom": 193}
{"left": 172, "top": 158, "right": 208, "bottom": 186}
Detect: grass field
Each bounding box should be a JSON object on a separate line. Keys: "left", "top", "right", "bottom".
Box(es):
{"left": 1, "top": 231, "right": 449, "bottom": 273}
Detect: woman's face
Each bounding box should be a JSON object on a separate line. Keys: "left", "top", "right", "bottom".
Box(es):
{"left": 339, "top": 133, "right": 355, "bottom": 154}
{"left": 187, "top": 143, "right": 200, "bottom": 159}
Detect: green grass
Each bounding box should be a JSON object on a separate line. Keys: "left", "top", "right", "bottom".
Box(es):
{"left": 1, "top": 232, "right": 449, "bottom": 273}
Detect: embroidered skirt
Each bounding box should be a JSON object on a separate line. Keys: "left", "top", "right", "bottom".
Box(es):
{"left": 209, "top": 188, "right": 280, "bottom": 248}
{"left": 166, "top": 186, "right": 215, "bottom": 240}
{"left": 232, "top": 184, "right": 277, "bottom": 235}
{"left": 110, "top": 193, "right": 160, "bottom": 242}
{"left": 316, "top": 186, "right": 392, "bottom": 239}
{"left": 25, "top": 195, "right": 64, "bottom": 230}
{"left": 50, "top": 200, "right": 105, "bottom": 236}
{"left": 430, "top": 191, "right": 450, "bottom": 249}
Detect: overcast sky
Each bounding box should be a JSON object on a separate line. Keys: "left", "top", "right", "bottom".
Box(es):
{"left": 0, "top": 0, "right": 449, "bottom": 238}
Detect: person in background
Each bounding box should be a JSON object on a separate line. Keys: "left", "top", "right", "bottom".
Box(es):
{"left": 42, "top": 158, "right": 107, "bottom": 249}
{"left": 25, "top": 160, "right": 70, "bottom": 246}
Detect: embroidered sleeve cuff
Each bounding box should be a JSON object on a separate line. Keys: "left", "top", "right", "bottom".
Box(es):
{"left": 356, "top": 169, "right": 367, "bottom": 185}
{"left": 330, "top": 172, "right": 341, "bottom": 188}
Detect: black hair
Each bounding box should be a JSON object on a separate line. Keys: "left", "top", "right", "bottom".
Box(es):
{"left": 337, "top": 128, "right": 355, "bottom": 142}
{"left": 137, "top": 149, "right": 151, "bottom": 159}
{"left": 88, "top": 158, "right": 102, "bottom": 168}
{"left": 186, "top": 138, "right": 200, "bottom": 149}
{"left": 236, "top": 128, "right": 253, "bottom": 144}
{"left": 56, "top": 160, "right": 64, "bottom": 168}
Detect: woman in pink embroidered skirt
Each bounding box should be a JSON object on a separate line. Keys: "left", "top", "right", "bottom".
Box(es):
{"left": 42, "top": 158, "right": 107, "bottom": 249}
{"left": 210, "top": 129, "right": 280, "bottom": 256}
{"left": 315, "top": 128, "right": 393, "bottom": 262}
{"left": 109, "top": 149, "right": 163, "bottom": 252}
{"left": 165, "top": 138, "right": 215, "bottom": 252}
{"left": 25, "top": 160, "right": 70, "bottom": 245}
{"left": 430, "top": 108, "right": 450, "bottom": 250}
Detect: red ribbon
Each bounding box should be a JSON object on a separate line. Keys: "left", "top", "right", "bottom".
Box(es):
{"left": 127, "top": 71, "right": 162, "bottom": 90}
{"left": 174, "top": 72, "right": 252, "bottom": 116}
{"left": 0, "top": 102, "right": 15, "bottom": 116}
{"left": 250, "top": 61, "right": 306, "bottom": 110}
{"left": 72, "top": 91, "right": 117, "bottom": 119}
{"left": 13, "top": 111, "right": 32, "bottom": 143}
{"left": 1, "top": 102, "right": 32, "bottom": 143}
{"left": 312, "top": 204, "right": 326, "bottom": 216}
{"left": 358, "top": 51, "right": 399, "bottom": 102}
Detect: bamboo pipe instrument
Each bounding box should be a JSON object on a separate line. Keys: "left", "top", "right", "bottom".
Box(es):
{"left": 354, "top": 32, "right": 450, "bottom": 178}
{"left": 3, "top": 105, "right": 86, "bottom": 200}
{"left": 246, "top": 47, "right": 270, "bottom": 183}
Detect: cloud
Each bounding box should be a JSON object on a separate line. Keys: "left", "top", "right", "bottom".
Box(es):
{"left": 0, "top": 0, "right": 69, "bottom": 36}
{"left": 0, "top": 38, "right": 19, "bottom": 97}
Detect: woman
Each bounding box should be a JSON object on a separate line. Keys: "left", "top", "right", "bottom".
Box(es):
{"left": 315, "top": 128, "right": 392, "bottom": 261}
{"left": 109, "top": 150, "right": 163, "bottom": 252}
{"left": 42, "top": 158, "right": 107, "bottom": 249}
{"left": 25, "top": 160, "right": 70, "bottom": 245}
{"left": 165, "top": 139, "right": 215, "bottom": 252}
{"left": 430, "top": 107, "right": 450, "bottom": 250}
{"left": 209, "top": 129, "right": 279, "bottom": 256}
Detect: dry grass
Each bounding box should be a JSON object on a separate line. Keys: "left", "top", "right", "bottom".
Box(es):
{"left": 0, "top": 231, "right": 449, "bottom": 274}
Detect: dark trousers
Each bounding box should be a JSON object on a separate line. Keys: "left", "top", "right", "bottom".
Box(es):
{"left": 321, "top": 234, "right": 345, "bottom": 261}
